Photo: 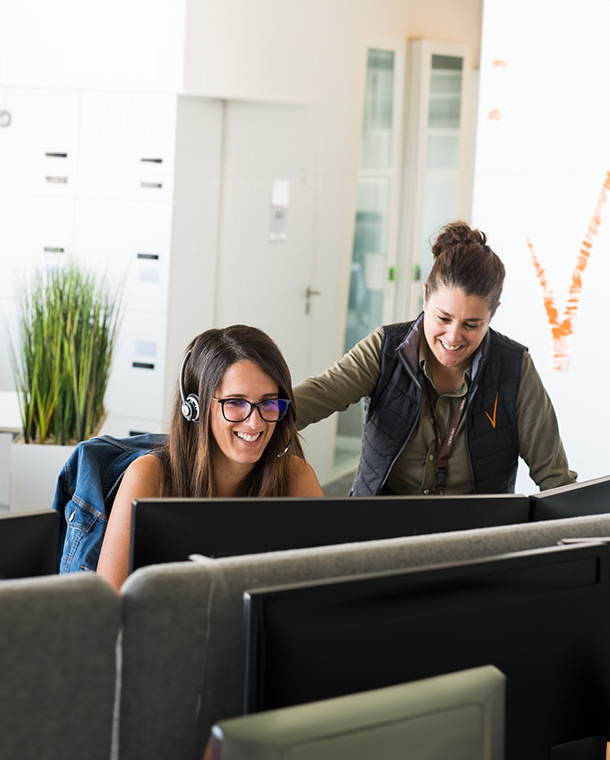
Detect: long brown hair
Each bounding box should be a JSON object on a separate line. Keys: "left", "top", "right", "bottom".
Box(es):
{"left": 427, "top": 221, "right": 505, "bottom": 316}
{"left": 157, "top": 325, "right": 303, "bottom": 498}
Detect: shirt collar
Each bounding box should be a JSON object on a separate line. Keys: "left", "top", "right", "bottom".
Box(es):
{"left": 418, "top": 339, "right": 475, "bottom": 396}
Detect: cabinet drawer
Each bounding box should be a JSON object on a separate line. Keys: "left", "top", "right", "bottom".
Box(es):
{"left": 76, "top": 91, "right": 177, "bottom": 201}
{"left": 106, "top": 310, "right": 167, "bottom": 420}
{"left": 0, "top": 88, "right": 79, "bottom": 197}
{"left": 0, "top": 195, "right": 75, "bottom": 299}
{"left": 73, "top": 198, "right": 172, "bottom": 312}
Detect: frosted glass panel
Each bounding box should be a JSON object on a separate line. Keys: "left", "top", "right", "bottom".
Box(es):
{"left": 416, "top": 54, "right": 464, "bottom": 313}
{"left": 428, "top": 55, "right": 463, "bottom": 128}
{"left": 359, "top": 50, "right": 395, "bottom": 172}
{"left": 343, "top": 179, "right": 391, "bottom": 352}
{"left": 334, "top": 49, "right": 397, "bottom": 475}
{"left": 426, "top": 134, "right": 460, "bottom": 170}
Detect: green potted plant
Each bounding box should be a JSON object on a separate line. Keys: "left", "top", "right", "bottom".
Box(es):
{"left": 9, "top": 261, "right": 121, "bottom": 510}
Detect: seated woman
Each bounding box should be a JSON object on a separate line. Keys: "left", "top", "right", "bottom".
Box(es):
{"left": 97, "top": 324, "right": 323, "bottom": 590}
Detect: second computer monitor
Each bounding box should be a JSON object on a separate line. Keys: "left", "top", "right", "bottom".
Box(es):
{"left": 0, "top": 509, "right": 59, "bottom": 578}
{"left": 129, "top": 493, "right": 530, "bottom": 572}
{"left": 530, "top": 475, "right": 610, "bottom": 521}
{"left": 243, "top": 542, "right": 610, "bottom": 760}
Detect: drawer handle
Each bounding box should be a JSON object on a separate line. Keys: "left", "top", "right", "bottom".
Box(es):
{"left": 45, "top": 176, "right": 68, "bottom": 184}
{"left": 140, "top": 181, "right": 162, "bottom": 189}
{"left": 43, "top": 246, "right": 65, "bottom": 253}
{"left": 132, "top": 362, "right": 155, "bottom": 370}
{"left": 137, "top": 253, "right": 160, "bottom": 260}
{"left": 140, "top": 157, "right": 163, "bottom": 164}
{"left": 45, "top": 152, "right": 68, "bottom": 158}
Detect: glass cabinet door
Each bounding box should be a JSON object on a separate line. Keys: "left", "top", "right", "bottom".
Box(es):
{"left": 331, "top": 39, "right": 473, "bottom": 480}
{"left": 333, "top": 45, "right": 405, "bottom": 477}
{"left": 399, "top": 41, "right": 473, "bottom": 320}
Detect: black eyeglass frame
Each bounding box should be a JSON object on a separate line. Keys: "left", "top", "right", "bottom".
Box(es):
{"left": 213, "top": 397, "right": 291, "bottom": 423}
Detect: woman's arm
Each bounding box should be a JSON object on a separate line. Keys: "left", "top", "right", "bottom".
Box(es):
{"left": 293, "top": 327, "right": 384, "bottom": 430}
{"left": 97, "top": 453, "right": 162, "bottom": 591}
{"left": 288, "top": 456, "right": 325, "bottom": 497}
{"left": 516, "top": 352, "right": 577, "bottom": 490}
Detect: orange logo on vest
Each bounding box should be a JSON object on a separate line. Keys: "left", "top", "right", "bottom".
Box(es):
{"left": 485, "top": 392, "right": 499, "bottom": 428}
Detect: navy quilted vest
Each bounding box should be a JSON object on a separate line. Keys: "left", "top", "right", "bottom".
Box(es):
{"left": 350, "top": 317, "right": 525, "bottom": 496}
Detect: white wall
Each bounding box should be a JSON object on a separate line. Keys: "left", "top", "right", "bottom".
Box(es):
{"left": 472, "top": 0, "right": 610, "bottom": 488}
{"left": 0, "top": 0, "right": 186, "bottom": 91}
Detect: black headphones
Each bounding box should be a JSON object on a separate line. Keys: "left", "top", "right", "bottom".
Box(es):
{"left": 179, "top": 350, "right": 200, "bottom": 423}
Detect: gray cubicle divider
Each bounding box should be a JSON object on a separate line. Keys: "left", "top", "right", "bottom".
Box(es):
{"left": 118, "top": 511, "right": 610, "bottom": 760}
{"left": 0, "top": 573, "right": 121, "bottom": 760}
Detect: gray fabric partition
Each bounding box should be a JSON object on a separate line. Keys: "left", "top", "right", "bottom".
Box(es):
{"left": 119, "top": 512, "right": 610, "bottom": 760}
{"left": 0, "top": 573, "right": 121, "bottom": 760}
{"left": 119, "top": 564, "right": 214, "bottom": 760}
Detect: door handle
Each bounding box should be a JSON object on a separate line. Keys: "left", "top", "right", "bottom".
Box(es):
{"left": 305, "top": 287, "right": 321, "bottom": 314}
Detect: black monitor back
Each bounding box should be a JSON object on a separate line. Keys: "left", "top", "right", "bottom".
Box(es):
{"left": 530, "top": 475, "right": 610, "bottom": 521}
{"left": 129, "top": 494, "right": 530, "bottom": 572}
{"left": 243, "top": 542, "right": 610, "bottom": 760}
{"left": 0, "top": 509, "right": 59, "bottom": 579}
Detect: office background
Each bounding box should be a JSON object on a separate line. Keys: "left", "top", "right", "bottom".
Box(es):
{"left": 0, "top": 0, "right": 606, "bottom": 493}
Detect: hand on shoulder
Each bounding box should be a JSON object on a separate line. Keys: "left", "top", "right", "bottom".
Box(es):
{"left": 288, "top": 455, "right": 324, "bottom": 497}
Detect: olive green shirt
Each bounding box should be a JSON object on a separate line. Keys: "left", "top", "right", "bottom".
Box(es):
{"left": 294, "top": 327, "right": 576, "bottom": 494}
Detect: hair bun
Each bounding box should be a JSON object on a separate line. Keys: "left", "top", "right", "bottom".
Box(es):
{"left": 432, "top": 221, "right": 488, "bottom": 258}
{"left": 425, "top": 220, "right": 504, "bottom": 316}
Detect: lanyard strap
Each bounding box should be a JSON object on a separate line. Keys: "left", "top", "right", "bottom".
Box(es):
{"left": 425, "top": 382, "right": 467, "bottom": 495}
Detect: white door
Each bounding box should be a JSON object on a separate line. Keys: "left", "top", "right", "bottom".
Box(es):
{"left": 215, "top": 100, "right": 331, "bottom": 475}
{"left": 215, "top": 100, "right": 317, "bottom": 381}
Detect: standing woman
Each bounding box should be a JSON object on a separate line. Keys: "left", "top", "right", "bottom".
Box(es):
{"left": 98, "top": 325, "right": 323, "bottom": 590}
{"left": 294, "top": 221, "right": 576, "bottom": 496}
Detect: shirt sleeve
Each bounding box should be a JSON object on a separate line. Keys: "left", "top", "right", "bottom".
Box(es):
{"left": 293, "top": 327, "right": 384, "bottom": 430}
{"left": 516, "top": 351, "right": 577, "bottom": 490}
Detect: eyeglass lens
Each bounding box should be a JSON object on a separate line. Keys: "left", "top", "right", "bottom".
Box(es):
{"left": 221, "top": 398, "right": 289, "bottom": 422}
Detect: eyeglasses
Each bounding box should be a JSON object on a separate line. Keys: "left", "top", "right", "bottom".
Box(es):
{"left": 213, "top": 397, "right": 291, "bottom": 423}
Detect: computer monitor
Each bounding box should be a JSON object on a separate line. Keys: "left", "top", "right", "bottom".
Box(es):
{"left": 530, "top": 475, "right": 610, "bottom": 521}
{"left": 207, "top": 665, "right": 505, "bottom": 760}
{"left": 129, "top": 494, "right": 530, "bottom": 572}
{"left": 243, "top": 542, "right": 610, "bottom": 760}
{"left": 0, "top": 509, "right": 59, "bottom": 578}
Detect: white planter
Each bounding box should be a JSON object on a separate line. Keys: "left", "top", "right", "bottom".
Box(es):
{"left": 9, "top": 413, "right": 110, "bottom": 513}
{"left": 10, "top": 439, "right": 76, "bottom": 513}
{"left": 0, "top": 433, "right": 12, "bottom": 509}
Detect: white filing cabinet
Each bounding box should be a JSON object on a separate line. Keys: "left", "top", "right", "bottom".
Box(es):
{"left": 0, "top": 88, "right": 223, "bottom": 437}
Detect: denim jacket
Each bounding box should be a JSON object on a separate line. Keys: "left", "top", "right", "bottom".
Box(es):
{"left": 51, "top": 433, "right": 168, "bottom": 573}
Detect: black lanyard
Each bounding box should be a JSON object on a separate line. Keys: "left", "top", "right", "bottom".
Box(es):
{"left": 425, "top": 382, "right": 467, "bottom": 495}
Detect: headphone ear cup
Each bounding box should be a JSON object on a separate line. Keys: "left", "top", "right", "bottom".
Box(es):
{"left": 181, "top": 393, "right": 200, "bottom": 423}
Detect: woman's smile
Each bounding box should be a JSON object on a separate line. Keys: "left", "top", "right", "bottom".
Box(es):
{"left": 234, "top": 430, "right": 263, "bottom": 444}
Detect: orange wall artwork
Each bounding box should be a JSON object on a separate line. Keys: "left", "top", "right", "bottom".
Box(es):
{"left": 486, "top": 59, "right": 507, "bottom": 121}
{"left": 526, "top": 170, "right": 610, "bottom": 371}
